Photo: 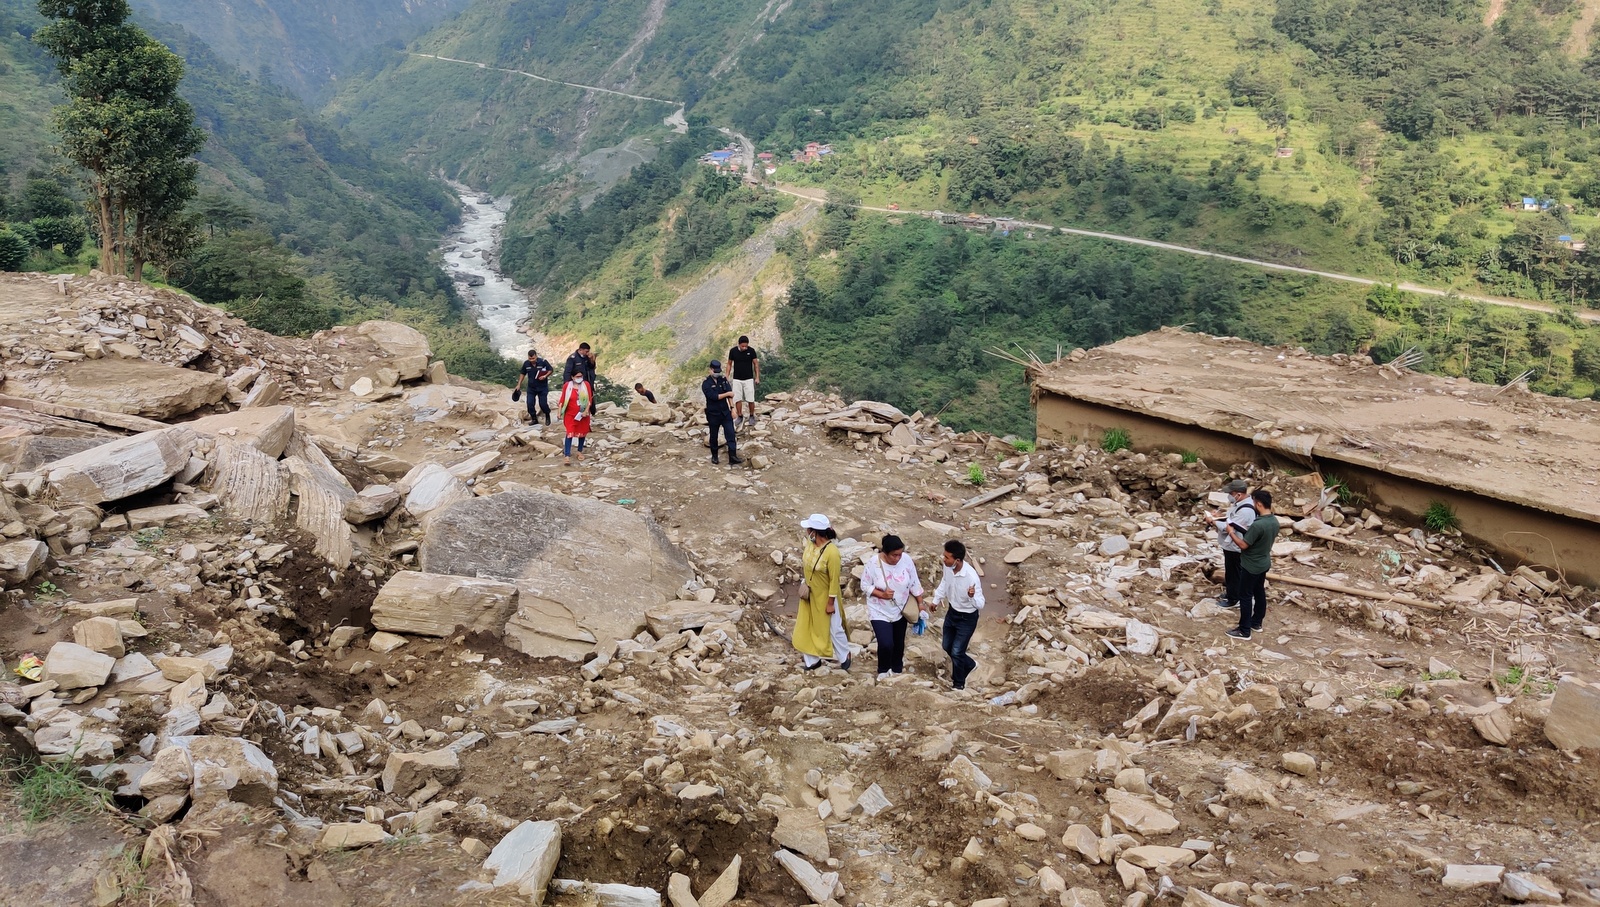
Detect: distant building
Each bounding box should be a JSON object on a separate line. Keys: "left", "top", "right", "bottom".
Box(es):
{"left": 1523, "top": 197, "right": 1539, "bottom": 211}
{"left": 756, "top": 152, "right": 773, "bottom": 162}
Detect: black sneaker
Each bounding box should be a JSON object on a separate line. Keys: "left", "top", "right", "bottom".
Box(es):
{"left": 839, "top": 656, "right": 851, "bottom": 672}
{"left": 1219, "top": 599, "right": 1238, "bottom": 609}
{"left": 1251, "top": 623, "right": 1263, "bottom": 632}
{"left": 728, "top": 457, "right": 744, "bottom": 465}
{"left": 800, "top": 660, "right": 821, "bottom": 671}
{"left": 710, "top": 457, "right": 719, "bottom": 464}
{"left": 1225, "top": 628, "right": 1251, "bottom": 640}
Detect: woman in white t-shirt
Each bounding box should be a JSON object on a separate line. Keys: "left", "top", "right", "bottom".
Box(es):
{"left": 860, "top": 534, "right": 924, "bottom": 678}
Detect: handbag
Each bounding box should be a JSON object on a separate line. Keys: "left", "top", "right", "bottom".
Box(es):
{"left": 875, "top": 555, "right": 920, "bottom": 623}
{"left": 800, "top": 540, "right": 831, "bottom": 606}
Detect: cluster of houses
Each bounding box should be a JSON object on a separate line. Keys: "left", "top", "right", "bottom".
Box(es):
{"left": 698, "top": 140, "right": 835, "bottom": 177}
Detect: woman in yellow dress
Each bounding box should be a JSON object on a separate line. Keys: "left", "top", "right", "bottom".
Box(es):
{"left": 794, "top": 513, "right": 851, "bottom": 671}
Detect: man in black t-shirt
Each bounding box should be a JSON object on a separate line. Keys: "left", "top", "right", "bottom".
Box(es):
{"left": 702, "top": 360, "right": 742, "bottom": 466}
{"left": 634, "top": 383, "right": 657, "bottom": 404}
{"left": 514, "top": 349, "right": 554, "bottom": 425}
{"left": 726, "top": 335, "right": 760, "bottom": 427}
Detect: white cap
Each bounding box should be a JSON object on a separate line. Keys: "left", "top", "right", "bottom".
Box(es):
{"left": 799, "top": 513, "right": 831, "bottom": 531}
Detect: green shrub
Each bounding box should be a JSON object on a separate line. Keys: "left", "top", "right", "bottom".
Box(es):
{"left": 1101, "top": 427, "right": 1132, "bottom": 453}
{"left": 967, "top": 463, "right": 986, "bottom": 486}
{"left": 1011, "top": 439, "right": 1035, "bottom": 453}
{"left": 0, "top": 228, "right": 28, "bottom": 271}
{"left": 1179, "top": 449, "right": 1200, "bottom": 464}
{"left": 1422, "top": 500, "right": 1460, "bottom": 532}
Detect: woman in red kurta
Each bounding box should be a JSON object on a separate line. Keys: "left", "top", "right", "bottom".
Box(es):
{"left": 557, "top": 375, "right": 593, "bottom": 464}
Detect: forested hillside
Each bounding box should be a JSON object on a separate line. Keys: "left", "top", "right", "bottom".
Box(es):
{"left": 129, "top": 0, "right": 471, "bottom": 101}
{"left": 318, "top": 0, "right": 1600, "bottom": 432}
{"left": 0, "top": 0, "right": 514, "bottom": 381}
{"left": 328, "top": 0, "right": 1600, "bottom": 313}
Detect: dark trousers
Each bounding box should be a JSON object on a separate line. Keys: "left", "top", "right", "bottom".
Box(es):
{"left": 1237, "top": 568, "right": 1268, "bottom": 634}
{"left": 942, "top": 608, "right": 979, "bottom": 689}
{"left": 526, "top": 388, "right": 550, "bottom": 422}
{"left": 708, "top": 411, "right": 738, "bottom": 461}
{"left": 1222, "top": 549, "right": 1243, "bottom": 604}
{"left": 871, "top": 617, "right": 907, "bottom": 675}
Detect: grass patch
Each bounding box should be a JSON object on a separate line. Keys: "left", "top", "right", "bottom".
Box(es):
{"left": 133, "top": 528, "right": 167, "bottom": 551}
{"left": 1382, "top": 684, "right": 1408, "bottom": 700}
{"left": 5, "top": 758, "right": 111, "bottom": 825}
{"left": 1322, "top": 473, "right": 1366, "bottom": 508}
{"left": 967, "top": 463, "right": 986, "bottom": 486}
{"left": 1422, "top": 500, "right": 1461, "bottom": 533}
{"left": 1101, "top": 427, "right": 1131, "bottom": 453}
{"left": 1420, "top": 669, "right": 1460, "bottom": 681}
{"left": 1011, "top": 439, "right": 1035, "bottom": 453}
{"left": 1179, "top": 449, "right": 1200, "bottom": 464}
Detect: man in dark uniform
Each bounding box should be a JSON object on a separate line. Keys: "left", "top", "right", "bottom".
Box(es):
{"left": 701, "top": 360, "right": 742, "bottom": 466}
{"left": 514, "top": 348, "right": 554, "bottom": 425}
{"left": 562, "top": 342, "right": 597, "bottom": 413}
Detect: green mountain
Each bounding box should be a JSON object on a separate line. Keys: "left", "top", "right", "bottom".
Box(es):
{"left": 0, "top": 1, "right": 517, "bottom": 381}
{"left": 128, "top": 0, "right": 472, "bottom": 101}
{"left": 311, "top": 0, "right": 1600, "bottom": 427}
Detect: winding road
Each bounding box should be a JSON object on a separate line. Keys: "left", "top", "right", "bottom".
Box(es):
{"left": 770, "top": 186, "right": 1600, "bottom": 324}
{"left": 404, "top": 50, "right": 1597, "bottom": 326}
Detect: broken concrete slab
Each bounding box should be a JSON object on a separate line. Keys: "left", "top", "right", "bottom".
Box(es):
{"left": 772, "top": 850, "right": 839, "bottom": 905}
{"left": 170, "top": 735, "right": 278, "bottom": 805}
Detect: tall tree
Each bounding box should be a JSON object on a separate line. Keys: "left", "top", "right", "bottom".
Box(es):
{"left": 35, "top": 0, "right": 205, "bottom": 280}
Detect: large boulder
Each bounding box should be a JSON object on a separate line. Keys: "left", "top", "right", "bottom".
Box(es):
{"left": 1545, "top": 679, "right": 1600, "bottom": 752}
{"left": 423, "top": 490, "right": 694, "bottom": 659}
{"left": 14, "top": 357, "right": 226, "bottom": 419}
{"left": 44, "top": 426, "right": 196, "bottom": 504}
{"left": 370, "top": 572, "right": 520, "bottom": 638}
{"left": 627, "top": 400, "right": 673, "bottom": 425}
{"left": 401, "top": 463, "right": 475, "bottom": 524}
{"left": 357, "top": 321, "right": 432, "bottom": 380}
{"left": 184, "top": 406, "right": 296, "bottom": 458}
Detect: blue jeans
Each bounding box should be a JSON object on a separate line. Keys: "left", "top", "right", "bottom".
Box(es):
{"left": 942, "top": 608, "right": 979, "bottom": 689}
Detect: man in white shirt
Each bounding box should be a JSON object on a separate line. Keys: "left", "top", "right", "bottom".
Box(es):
{"left": 1205, "top": 478, "right": 1256, "bottom": 609}
{"left": 929, "top": 538, "right": 984, "bottom": 690}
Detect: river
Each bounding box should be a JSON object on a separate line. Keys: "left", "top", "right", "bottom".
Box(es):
{"left": 440, "top": 183, "right": 532, "bottom": 359}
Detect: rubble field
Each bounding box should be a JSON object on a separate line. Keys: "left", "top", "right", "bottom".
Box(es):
{"left": 2, "top": 273, "right": 1599, "bottom": 907}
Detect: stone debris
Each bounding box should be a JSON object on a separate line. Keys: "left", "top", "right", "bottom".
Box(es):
{"left": 1, "top": 282, "right": 1596, "bottom": 907}
{"left": 370, "top": 571, "right": 520, "bottom": 638}
{"left": 1501, "top": 871, "right": 1564, "bottom": 903}
{"left": 1545, "top": 679, "right": 1600, "bottom": 752}
{"left": 1442, "top": 864, "right": 1506, "bottom": 889}
{"left": 44, "top": 426, "right": 196, "bottom": 504}
{"left": 485, "top": 820, "right": 562, "bottom": 904}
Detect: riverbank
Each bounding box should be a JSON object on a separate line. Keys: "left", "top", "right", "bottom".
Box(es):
{"left": 440, "top": 183, "right": 533, "bottom": 359}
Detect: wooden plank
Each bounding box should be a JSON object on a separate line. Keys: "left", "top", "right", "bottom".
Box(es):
{"left": 960, "top": 482, "right": 1019, "bottom": 509}
{"left": 1266, "top": 571, "right": 1451, "bottom": 612}
{"left": 0, "top": 394, "right": 168, "bottom": 433}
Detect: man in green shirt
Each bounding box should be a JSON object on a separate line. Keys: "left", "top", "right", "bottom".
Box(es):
{"left": 1225, "top": 489, "right": 1280, "bottom": 640}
